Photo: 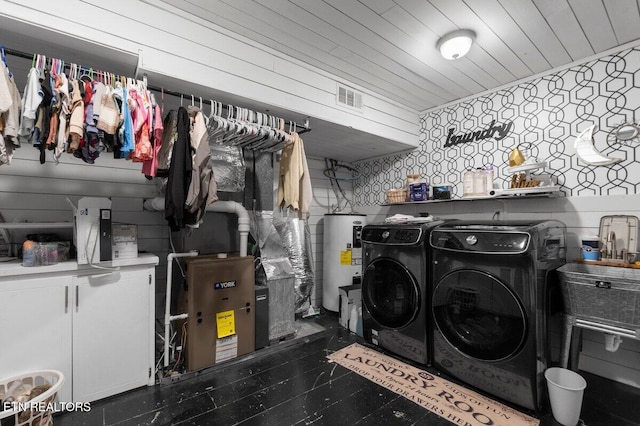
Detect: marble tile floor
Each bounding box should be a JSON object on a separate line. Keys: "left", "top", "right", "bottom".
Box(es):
{"left": 54, "top": 312, "right": 640, "bottom": 426}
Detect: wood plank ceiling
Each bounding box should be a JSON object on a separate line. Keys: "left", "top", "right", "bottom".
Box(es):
{"left": 159, "top": 0, "right": 640, "bottom": 113}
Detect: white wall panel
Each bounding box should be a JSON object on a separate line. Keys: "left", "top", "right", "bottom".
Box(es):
{"left": 0, "top": 0, "right": 419, "bottom": 163}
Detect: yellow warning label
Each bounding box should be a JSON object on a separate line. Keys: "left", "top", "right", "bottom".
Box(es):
{"left": 340, "top": 250, "right": 352, "bottom": 265}
{"left": 216, "top": 310, "right": 236, "bottom": 338}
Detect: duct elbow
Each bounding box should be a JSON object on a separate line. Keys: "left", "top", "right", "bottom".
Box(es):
{"left": 143, "top": 197, "right": 165, "bottom": 211}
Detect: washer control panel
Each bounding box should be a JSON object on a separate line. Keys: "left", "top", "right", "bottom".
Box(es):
{"left": 361, "top": 227, "right": 423, "bottom": 245}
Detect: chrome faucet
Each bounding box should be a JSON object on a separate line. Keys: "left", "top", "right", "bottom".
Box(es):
{"left": 607, "top": 231, "right": 616, "bottom": 260}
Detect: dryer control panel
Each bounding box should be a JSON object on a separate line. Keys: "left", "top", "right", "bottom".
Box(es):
{"left": 361, "top": 227, "right": 423, "bottom": 245}
{"left": 431, "top": 230, "right": 530, "bottom": 253}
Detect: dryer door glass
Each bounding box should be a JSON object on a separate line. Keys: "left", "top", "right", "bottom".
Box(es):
{"left": 363, "top": 258, "right": 420, "bottom": 329}
{"left": 433, "top": 269, "right": 526, "bottom": 361}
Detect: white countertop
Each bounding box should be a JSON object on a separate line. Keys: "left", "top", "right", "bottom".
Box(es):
{"left": 0, "top": 253, "right": 159, "bottom": 278}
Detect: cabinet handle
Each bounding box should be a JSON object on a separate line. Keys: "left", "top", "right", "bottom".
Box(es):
{"left": 76, "top": 286, "right": 79, "bottom": 308}
{"left": 65, "top": 286, "right": 69, "bottom": 311}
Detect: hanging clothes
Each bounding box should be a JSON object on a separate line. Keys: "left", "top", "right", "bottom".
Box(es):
{"left": 156, "top": 109, "right": 177, "bottom": 177}
{"left": 18, "top": 67, "right": 43, "bottom": 145}
{"left": 75, "top": 84, "right": 101, "bottom": 164}
{"left": 112, "top": 84, "right": 134, "bottom": 159}
{"left": 142, "top": 98, "right": 164, "bottom": 178}
{"left": 0, "top": 58, "right": 21, "bottom": 165}
{"left": 96, "top": 85, "right": 120, "bottom": 135}
{"left": 0, "top": 58, "right": 11, "bottom": 113}
{"left": 91, "top": 81, "right": 106, "bottom": 121}
{"left": 164, "top": 107, "right": 192, "bottom": 232}
{"left": 53, "top": 72, "right": 70, "bottom": 161}
{"left": 277, "top": 131, "right": 312, "bottom": 220}
{"left": 185, "top": 106, "right": 218, "bottom": 225}
{"left": 68, "top": 78, "right": 84, "bottom": 154}
{"left": 129, "top": 85, "right": 153, "bottom": 162}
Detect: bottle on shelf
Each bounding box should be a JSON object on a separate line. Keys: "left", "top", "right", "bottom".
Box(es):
{"left": 485, "top": 164, "right": 495, "bottom": 194}
{"left": 463, "top": 169, "right": 474, "bottom": 197}
{"left": 473, "top": 168, "right": 487, "bottom": 196}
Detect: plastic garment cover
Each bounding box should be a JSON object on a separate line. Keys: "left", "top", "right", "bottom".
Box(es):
{"left": 273, "top": 214, "right": 315, "bottom": 312}
{"left": 207, "top": 120, "right": 245, "bottom": 192}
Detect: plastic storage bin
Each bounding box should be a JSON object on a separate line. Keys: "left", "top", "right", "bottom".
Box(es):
{"left": 22, "top": 242, "right": 59, "bottom": 267}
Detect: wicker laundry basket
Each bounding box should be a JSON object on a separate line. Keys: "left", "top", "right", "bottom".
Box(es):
{"left": 0, "top": 370, "right": 64, "bottom": 426}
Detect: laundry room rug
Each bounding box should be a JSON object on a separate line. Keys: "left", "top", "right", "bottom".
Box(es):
{"left": 327, "top": 343, "right": 539, "bottom": 426}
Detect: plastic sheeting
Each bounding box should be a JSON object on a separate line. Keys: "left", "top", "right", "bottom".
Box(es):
{"left": 273, "top": 214, "right": 315, "bottom": 312}
{"left": 207, "top": 123, "right": 245, "bottom": 192}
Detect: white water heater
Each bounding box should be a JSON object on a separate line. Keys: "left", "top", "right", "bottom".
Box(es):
{"left": 322, "top": 213, "right": 367, "bottom": 312}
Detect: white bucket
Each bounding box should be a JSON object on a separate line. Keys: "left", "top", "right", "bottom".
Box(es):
{"left": 544, "top": 367, "right": 587, "bottom": 426}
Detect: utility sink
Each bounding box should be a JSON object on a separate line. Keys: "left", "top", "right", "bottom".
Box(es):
{"left": 557, "top": 262, "right": 640, "bottom": 329}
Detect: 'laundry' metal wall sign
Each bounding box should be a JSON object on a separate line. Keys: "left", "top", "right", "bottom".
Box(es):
{"left": 445, "top": 120, "right": 513, "bottom": 147}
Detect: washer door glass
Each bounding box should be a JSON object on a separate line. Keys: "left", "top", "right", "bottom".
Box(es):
{"left": 433, "top": 269, "right": 526, "bottom": 361}
{"left": 363, "top": 258, "right": 420, "bottom": 329}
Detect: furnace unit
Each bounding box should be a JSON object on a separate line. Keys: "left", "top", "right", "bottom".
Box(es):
{"left": 179, "top": 255, "right": 255, "bottom": 371}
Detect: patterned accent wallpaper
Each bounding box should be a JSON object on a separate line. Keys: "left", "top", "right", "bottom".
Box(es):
{"left": 354, "top": 46, "right": 640, "bottom": 206}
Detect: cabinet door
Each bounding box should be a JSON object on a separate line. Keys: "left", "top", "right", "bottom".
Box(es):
{"left": 0, "top": 276, "right": 73, "bottom": 403}
{"left": 72, "top": 268, "right": 153, "bottom": 402}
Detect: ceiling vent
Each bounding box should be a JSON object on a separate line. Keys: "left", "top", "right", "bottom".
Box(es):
{"left": 336, "top": 83, "right": 363, "bottom": 111}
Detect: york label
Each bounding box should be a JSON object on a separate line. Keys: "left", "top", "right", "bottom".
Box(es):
{"left": 215, "top": 280, "right": 237, "bottom": 290}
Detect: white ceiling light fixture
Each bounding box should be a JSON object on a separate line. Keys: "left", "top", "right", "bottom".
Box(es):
{"left": 437, "top": 29, "right": 476, "bottom": 60}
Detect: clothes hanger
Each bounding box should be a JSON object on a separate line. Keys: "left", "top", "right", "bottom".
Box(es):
{"left": 79, "top": 66, "right": 93, "bottom": 82}
{"left": 208, "top": 102, "right": 229, "bottom": 139}
{"left": 260, "top": 117, "right": 291, "bottom": 152}
{"left": 249, "top": 111, "right": 283, "bottom": 149}
{"left": 213, "top": 103, "right": 234, "bottom": 141}
{"left": 223, "top": 105, "right": 246, "bottom": 143}
{"left": 230, "top": 106, "right": 256, "bottom": 143}
{"left": 247, "top": 113, "right": 282, "bottom": 150}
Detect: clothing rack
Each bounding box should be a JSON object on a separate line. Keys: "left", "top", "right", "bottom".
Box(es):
{"left": 145, "top": 84, "right": 311, "bottom": 135}
{"left": 0, "top": 45, "right": 311, "bottom": 135}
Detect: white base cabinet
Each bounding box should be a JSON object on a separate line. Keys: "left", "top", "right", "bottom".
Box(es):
{"left": 0, "top": 275, "right": 74, "bottom": 402}
{"left": 0, "top": 255, "right": 158, "bottom": 403}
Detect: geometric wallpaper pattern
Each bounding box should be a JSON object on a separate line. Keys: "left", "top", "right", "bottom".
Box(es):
{"left": 354, "top": 46, "right": 640, "bottom": 206}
